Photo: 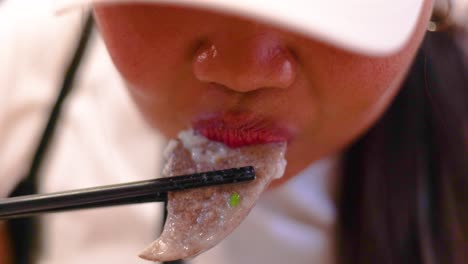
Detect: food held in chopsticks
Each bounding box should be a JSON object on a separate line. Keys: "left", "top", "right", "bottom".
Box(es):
{"left": 139, "top": 130, "right": 287, "bottom": 261}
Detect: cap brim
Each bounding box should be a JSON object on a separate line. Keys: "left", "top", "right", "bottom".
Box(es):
{"left": 55, "top": 0, "right": 425, "bottom": 56}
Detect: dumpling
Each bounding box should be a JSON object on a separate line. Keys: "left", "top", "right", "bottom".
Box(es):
{"left": 139, "top": 130, "right": 287, "bottom": 261}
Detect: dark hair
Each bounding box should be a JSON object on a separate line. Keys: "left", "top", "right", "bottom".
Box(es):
{"left": 337, "top": 31, "right": 467, "bottom": 264}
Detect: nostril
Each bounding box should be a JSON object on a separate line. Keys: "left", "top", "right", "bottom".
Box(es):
{"left": 195, "top": 43, "right": 218, "bottom": 64}
{"left": 193, "top": 42, "right": 220, "bottom": 83}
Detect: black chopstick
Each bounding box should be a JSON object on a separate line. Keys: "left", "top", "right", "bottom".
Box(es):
{"left": 1, "top": 192, "right": 168, "bottom": 219}
{"left": 0, "top": 166, "right": 255, "bottom": 220}
{"left": 1, "top": 192, "right": 168, "bottom": 220}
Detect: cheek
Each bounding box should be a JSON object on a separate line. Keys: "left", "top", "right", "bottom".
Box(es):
{"left": 319, "top": 54, "right": 411, "bottom": 144}
{"left": 288, "top": 43, "right": 416, "bottom": 160}
{"left": 337, "top": 61, "right": 401, "bottom": 113}
{"left": 94, "top": 6, "right": 198, "bottom": 90}
{"left": 278, "top": 49, "right": 415, "bottom": 185}
{"left": 316, "top": 51, "right": 407, "bottom": 116}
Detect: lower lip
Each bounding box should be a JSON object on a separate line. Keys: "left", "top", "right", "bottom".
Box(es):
{"left": 192, "top": 114, "right": 291, "bottom": 148}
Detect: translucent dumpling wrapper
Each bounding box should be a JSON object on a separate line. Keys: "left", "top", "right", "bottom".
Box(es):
{"left": 139, "top": 130, "right": 287, "bottom": 261}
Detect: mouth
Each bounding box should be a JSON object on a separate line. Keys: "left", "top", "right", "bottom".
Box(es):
{"left": 192, "top": 112, "right": 292, "bottom": 148}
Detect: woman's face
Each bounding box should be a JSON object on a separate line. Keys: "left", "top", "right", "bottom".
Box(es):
{"left": 93, "top": 1, "right": 432, "bottom": 186}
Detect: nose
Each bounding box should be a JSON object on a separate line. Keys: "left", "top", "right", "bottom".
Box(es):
{"left": 192, "top": 30, "right": 297, "bottom": 93}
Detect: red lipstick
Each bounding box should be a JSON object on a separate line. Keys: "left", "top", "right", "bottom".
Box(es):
{"left": 192, "top": 112, "right": 290, "bottom": 148}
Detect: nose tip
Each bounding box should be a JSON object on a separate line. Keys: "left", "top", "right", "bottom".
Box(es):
{"left": 192, "top": 36, "right": 296, "bottom": 93}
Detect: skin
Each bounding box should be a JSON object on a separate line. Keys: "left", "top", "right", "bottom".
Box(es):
{"left": 93, "top": 1, "right": 433, "bottom": 188}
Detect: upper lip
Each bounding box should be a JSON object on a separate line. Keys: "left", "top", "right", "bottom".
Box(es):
{"left": 192, "top": 111, "right": 292, "bottom": 148}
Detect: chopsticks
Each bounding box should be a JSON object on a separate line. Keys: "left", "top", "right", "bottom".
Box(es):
{"left": 0, "top": 166, "right": 255, "bottom": 220}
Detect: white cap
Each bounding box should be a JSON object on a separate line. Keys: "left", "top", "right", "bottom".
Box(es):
{"left": 54, "top": 0, "right": 427, "bottom": 56}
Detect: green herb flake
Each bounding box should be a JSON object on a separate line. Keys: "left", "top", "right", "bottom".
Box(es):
{"left": 229, "top": 192, "right": 241, "bottom": 207}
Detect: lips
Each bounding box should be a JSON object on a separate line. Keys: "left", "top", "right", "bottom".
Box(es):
{"left": 192, "top": 112, "right": 291, "bottom": 148}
